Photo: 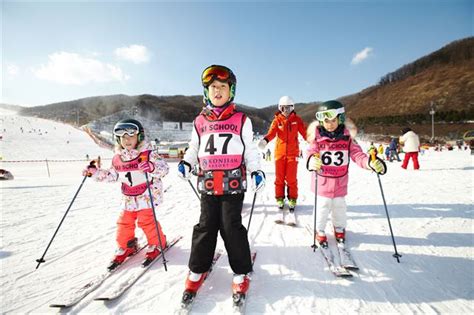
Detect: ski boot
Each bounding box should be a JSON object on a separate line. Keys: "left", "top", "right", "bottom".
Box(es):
{"left": 288, "top": 198, "right": 297, "bottom": 211}
{"left": 315, "top": 231, "right": 328, "bottom": 248}
{"left": 334, "top": 227, "right": 346, "bottom": 244}
{"left": 108, "top": 238, "right": 138, "bottom": 271}
{"left": 181, "top": 271, "right": 208, "bottom": 308}
{"left": 232, "top": 274, "right": 250, "bottom": 308}
{"left": 275, "top": 198, "right": 285, "bottom": 224}
{"left": 232, "top": 274, "right": 250, "bottom": 294}
{"left": 276, "top": 198, "right": 285, "bottom": 210}
{"left": 142, "top": 244, "right": 162, "bottom": 267}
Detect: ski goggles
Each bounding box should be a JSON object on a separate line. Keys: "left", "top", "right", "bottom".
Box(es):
{"left": 201, "top": 65, "right": 233, "bottom": 86}
{"left": 280, "top": 105, "right": 294, "bottom": 112}
{"left": 113, "top": 122, "right": 140, "bottom": 137}
{"left": 315, "top": 108, "right": 345, "bottom": 121}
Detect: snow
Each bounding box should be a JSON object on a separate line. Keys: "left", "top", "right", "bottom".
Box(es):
{"left": 1, "top": 110, "right": 473, "bottom": 314}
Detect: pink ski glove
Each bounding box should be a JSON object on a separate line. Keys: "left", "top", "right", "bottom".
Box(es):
{"left": 138, "top": 161, "right": 155, "bottom": 173}
{"left": 82, "top": 165, "right": 97, "bottom": 177}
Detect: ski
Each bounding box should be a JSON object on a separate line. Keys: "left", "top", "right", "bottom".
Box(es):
{"left": 286, "top": 210, "right": 297, "bottom": 227}
{"left": 49, "top": 244, "right": 147, "bottom": 308}
{"left": 94, "top": 235, "right": 183, "bottom": 301}
{"left": 305, "top": 225, "right": 352, "bottom": 278}
{"left": 275, "top": 210, "right": 297, "bottom": 227}
{"left": 232, "top": 251, "right": 257, "bottom": 312}
{"left": 336, "top": 240, "right": 359, "bottom": 270}
{"left": 319, "top": 244, "right": 352, "bottom": 277}
{"left": 180, "top": 249, "right": 223, "bottom": 311}
{"left": 274, "top": 208, "right": 285, "bottom": 224}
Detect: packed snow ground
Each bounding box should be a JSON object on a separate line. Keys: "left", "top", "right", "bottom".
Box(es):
{"left": 1, "top": 110, "right": 473, "bottom": 314}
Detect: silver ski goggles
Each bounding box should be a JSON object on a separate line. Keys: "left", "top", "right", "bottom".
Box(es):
{"left": 280, "top": 105, "right": 294, "bottom": 112}
{"left": 315, "top": 108, "right": 345, "bottom": 121}
{"left": 113, "top": 123, "right": 140, "bottom": 137}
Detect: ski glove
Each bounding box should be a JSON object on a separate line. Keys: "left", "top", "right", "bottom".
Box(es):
{"left": 178, "top": 160, "right": 192, "bottom": 180}
{"left": 257, "top": 139, "right": 268, "bottom": 151}
{"left": 138, "top": 161, "right": 155, "bottom": 173}
{"left": 251, "top": 170, "right": 266, "bottom": 193}
{"left": 368, "top": 158, "right": 387, "bottom": 175}
{"left": 82, "top": 160, "right": 98, "bottom": 177}
{"left": 307, "top": 153, "right": 322, "bottom": 172}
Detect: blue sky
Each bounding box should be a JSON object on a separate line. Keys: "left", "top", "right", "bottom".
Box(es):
{"left": 2, "top": 0, "right": 472, "bottom": 108}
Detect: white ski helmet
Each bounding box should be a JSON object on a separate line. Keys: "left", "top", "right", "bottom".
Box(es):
{"left": 278, "top": 96, "right": 295, "bottom": 113}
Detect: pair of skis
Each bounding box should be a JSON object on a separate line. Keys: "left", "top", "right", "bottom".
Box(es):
{"left": 50, "top": 235, "right": 182, "bottom": 308}
{"left": 275, "top": 206, "right": 297, "bottom": 227}
{"left": 180, "top": 250, "right": 257, "bottom": 313}
{"left": 305, "top": 225, "right": 358, "bottom": 278}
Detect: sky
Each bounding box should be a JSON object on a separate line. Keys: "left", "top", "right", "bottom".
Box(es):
{"left": 1, "top": 0, "right": 473, "bottom": 108}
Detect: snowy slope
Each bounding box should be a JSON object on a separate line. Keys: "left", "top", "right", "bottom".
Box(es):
{"left": 1, "top": 111, "right": 473, "bottom": 314}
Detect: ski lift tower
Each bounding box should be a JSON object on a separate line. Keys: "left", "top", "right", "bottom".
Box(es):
{"left": 429, "top": 101, "right": 436, "bottom": 143}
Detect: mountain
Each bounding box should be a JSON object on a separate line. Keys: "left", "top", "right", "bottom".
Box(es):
{"left": 18, "top": 94, "right": 272, "bottom": 135}
{"left": 0, "top": 103, "right": 25, "bottom": 112}
{"left": 17, "top": 37, "right": 474, "bottom": 141}
{"left": 337, "top": 37, "right": 474, "bottom": 140}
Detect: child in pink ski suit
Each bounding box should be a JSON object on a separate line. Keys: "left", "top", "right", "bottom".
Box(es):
{"left": 306, "top": 100, "right": 386, "bottom": 244}
{"left": 83, "top": 118, "right": 169, "bottom": 269}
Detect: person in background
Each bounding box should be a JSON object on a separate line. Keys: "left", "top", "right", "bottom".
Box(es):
{"left": 389, "top": 137, "right": 401, "bottom": 162}
{"left": 266, "top": 148, "right": 272, "bottom": 161}
{"left": 399, "top": 127, "right": 420, "bottom": 170}
{"left": 385, "top": 145, "right": 390, "bottom": 160}
{"left": 378, "top": 144, "right": 384, "bottom": 157}
{"left": 368, "top": 142, "right": 376, "bottom": 154}
{"left": 257, "top": 96, "right": 307, "bottom": 216}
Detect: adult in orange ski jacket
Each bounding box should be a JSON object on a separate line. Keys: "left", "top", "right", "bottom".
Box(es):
{"left": 258, "top": 96, "right": 307, "bottom": 210}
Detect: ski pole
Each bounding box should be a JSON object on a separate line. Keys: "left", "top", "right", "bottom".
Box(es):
{"left": 246, "top": 192, "right": 257, "bottom": 231}
{"left": 370, "top": 151, "right": 402, "bottom": 263}
{"left": 187, "top": 179, "right": 201, "bottom": 201}
{"left": 36, "top": 175, "right": 88, "bottom": 269}
{"left": 144, "top": 172, "right": 168, "bottom": 271}
{"left": 311, "top": 170, "right": 318, "bottom": 251}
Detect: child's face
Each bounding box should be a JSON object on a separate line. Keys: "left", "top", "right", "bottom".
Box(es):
{"left": 120, "top": 134, "right": 138, "bottom": 150}
{"left": 208, "top": 80, "right": 231, "bottom": 107}
{"left": 322, "top": 117, "right": 339, "bottom": 132}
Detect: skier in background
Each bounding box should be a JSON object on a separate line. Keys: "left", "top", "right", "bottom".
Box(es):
{"left": 306, "top": 100, "right": 386, "bottom": 246}
{"left": 385, "top": 145, "right": 390, "bottom": 160}
{"left": 257, "top": 96, "right": 307, "bottom": 224}
{"left": 83, "top": 118, "right": 169, "bottom": 270}
{"left": 389, "top": 137, "right": 401, "bottom": 162}
{"left": 399, "top": 127, "right": 420, "bottom": 170}
{"left": 367, "top": 142, "right": 376, "bottom": 154}
{"left": 266, "top": 148, "right": 272, "bottom": 161}
{"left": 378, "top": 143, "right": 384, "bottom": 157}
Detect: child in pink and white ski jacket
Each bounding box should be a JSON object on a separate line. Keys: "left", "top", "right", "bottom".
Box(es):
{"left": 83, "top": 118, "right": 169, "bottom": 269}
{"left": 306, "top": 100, "right": 386, "bottom": 245}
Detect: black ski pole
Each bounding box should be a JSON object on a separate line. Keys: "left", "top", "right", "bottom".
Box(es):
{"left": 144, "top": 172, "right": 168, "bottom": 271}
{"left": 312, "top": 171, "right": 318, "bottom": 251}
{"left": 370, "top": 152, "right": 402, "bottom": 263}
{"left": 246, "top": 192, "right": 257, "bottom": 231}
{"left": 187, "top": 179, "right": 201, "bottom": 201}
{"left": 36, "top": 175, "right": 88, "bottom": 269}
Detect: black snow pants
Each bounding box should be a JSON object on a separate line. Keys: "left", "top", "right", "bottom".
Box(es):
{"left": 188, "top": 193, "right": 252, "bottom": 275}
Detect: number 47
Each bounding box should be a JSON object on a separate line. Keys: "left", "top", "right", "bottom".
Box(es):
{"left": 204, "top": 134, "right": 232, "bottom": 155}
